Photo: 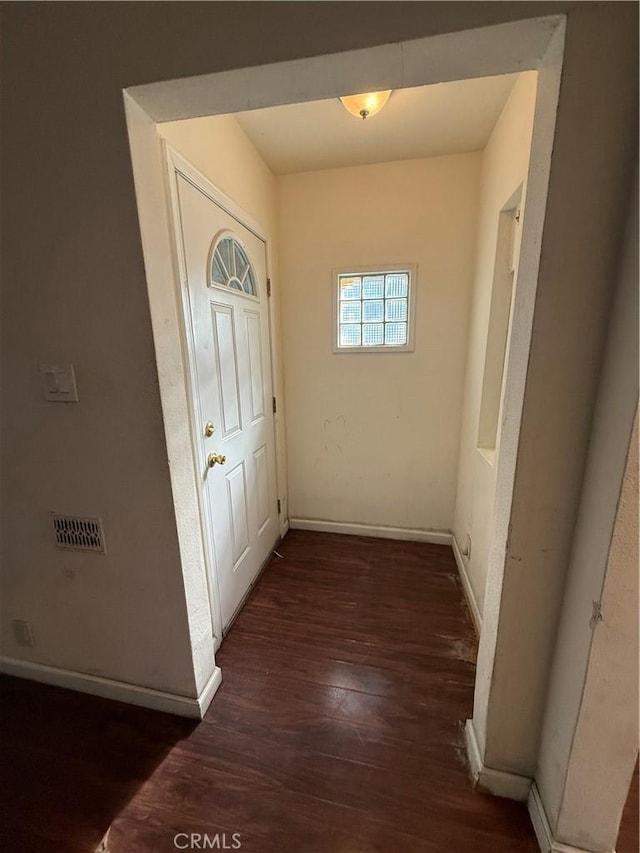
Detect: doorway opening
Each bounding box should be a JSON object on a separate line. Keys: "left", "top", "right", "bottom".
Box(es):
{"left": 124, "top": 16, "right": 565, "bottom": 723}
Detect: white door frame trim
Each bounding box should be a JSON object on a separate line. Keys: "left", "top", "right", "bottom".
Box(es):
{"left": 123, "top": 16, "right": 565, "bottom": 736}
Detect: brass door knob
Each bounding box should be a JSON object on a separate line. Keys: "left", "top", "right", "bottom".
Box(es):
{"left": 204, "top": 421, "right": 215, "bottom": 437}
{"left": 207, "top": 452, "right": 226, "bottom": 468}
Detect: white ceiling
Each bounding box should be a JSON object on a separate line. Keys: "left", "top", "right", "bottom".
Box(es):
{"left": 234, "top": 74, "right": 518, "bottom": 176}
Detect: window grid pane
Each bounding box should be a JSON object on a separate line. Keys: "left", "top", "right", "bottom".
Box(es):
{"left": 385, "top": 298, "right": 407, "bottom": 322}
{"left": 337, "top": 271, "right": 410, "bottom": 349}
{"left": 362, "top": 299, "right": 384, "bottom": 322}
{"left": 340, "top": 301, "right": 361, "bottom": 323}
{"left": 362, "top": 324, "right": 384, "bottom": 346}
{"left": 385, "top": 274, "right": 408, "bottom": 298}
{"left": 362, "top": 276, "right": 385, "bottom": 299}
{"left": 340, "top": 277, "right": 361, "bottom": 300}
{"left": 340, "top": 324, "right": 362, "bottom": 347}
{"left": 385, "top": 322, "right": 408, "bottom": 346}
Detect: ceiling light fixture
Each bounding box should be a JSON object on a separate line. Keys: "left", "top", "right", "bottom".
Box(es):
{"left": 339, "top": 90, "right": 392, "bottom": 120}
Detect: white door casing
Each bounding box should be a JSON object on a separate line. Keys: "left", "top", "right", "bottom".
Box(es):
{"left": 166, "top": 150, "right": 279, "bottom": 637}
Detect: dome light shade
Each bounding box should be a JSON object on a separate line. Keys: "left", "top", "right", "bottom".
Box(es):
{"left": 339, "top": 90, "right": 392, "bottom": 120}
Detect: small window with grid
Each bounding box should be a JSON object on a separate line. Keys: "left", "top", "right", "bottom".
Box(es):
{"left": 333, "top": 266, "right": 416, "bottom": 352}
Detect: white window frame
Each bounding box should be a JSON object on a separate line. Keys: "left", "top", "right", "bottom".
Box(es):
{"left": 332, "top": 264, "right": 417, "bottom": 354}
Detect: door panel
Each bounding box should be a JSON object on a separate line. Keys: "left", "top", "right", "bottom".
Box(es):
{"left": 175, "top": 172, "right": 279, "bottom": 632}
{"left": 245, "top": 310, "right": 265, "bottom": 423}
{"left": 253, "top": 444, "right": 270, "bottom": 532}
{"left": 211, "top": 303, "right": 242, "bottom": 437}
{"left": 226, "top": 462, "right": 250, "bottom": 568}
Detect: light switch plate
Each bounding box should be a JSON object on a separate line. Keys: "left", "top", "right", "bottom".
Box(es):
{"left": 12, "top": 619, "right": 35, "bottom": 647}
{"left": 39, "top": 363, "right": 79, "bottom": 402}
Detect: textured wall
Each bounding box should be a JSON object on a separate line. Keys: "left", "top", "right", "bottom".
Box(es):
{"left": 1, "top": 4, "right": 637, "bottom": 723}
{"left": 453, "top": 72, "right": 537, "bottom": 617}
{"left": 278, "top": 154, "right": 480, "bottom": 531}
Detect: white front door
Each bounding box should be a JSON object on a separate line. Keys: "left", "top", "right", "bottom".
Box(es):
{"left": 175, "top": 170, "right": 279, "bottom": 634}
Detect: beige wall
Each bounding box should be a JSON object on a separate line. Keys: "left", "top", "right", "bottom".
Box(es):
{"left": 0, "top": 1, "right": 637, "bottom": 752}
{"left": 0, "top": 110, "right": 286, "bottom": 697}
{"left": 159, "top": 115, "right": 277, "bottom": 241}
{"left": 278, "top": 154, "right": 480, "bottom": 531}
{"left": 475, "top": 5, "right": 638, "bottom": 780}
{"left": 453, "top": 72, "right": 537, "bottom": 618}
{"left": 534, "top": 175, "right": 638, "bottom": 851}
{"left": 558, "top": 414, "right": 638, "bottom": 852}
{"left": 158, "top": 114, "right": 289, "bottom": 524}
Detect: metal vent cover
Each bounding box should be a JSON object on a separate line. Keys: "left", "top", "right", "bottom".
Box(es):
{"left": 51, "top": 513, "right": 105, "bottom": 553}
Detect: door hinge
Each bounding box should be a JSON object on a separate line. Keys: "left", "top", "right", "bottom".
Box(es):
{"left": 272, "top": 396, "right": 277, "bottom": 414}
{"left": 267, "top": 277, "right": 272, "bottom": 297}
{"left": 277, "top": 499, "right": 281, "bottom": 515}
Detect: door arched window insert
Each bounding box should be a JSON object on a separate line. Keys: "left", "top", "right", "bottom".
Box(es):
{"left": 210, "top": 234, "right": 257, "bottom": 296}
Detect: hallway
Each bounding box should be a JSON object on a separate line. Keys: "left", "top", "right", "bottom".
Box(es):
{"left": 113, "top": 530, "right": 540, "bottom": 850}
{"left": 3, "top": 531, "right": 542, "bottom": 851}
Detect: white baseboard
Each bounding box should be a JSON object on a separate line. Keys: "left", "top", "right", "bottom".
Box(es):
{"left": 280, "top": 518, "right": 290, "bottom": 538}
{"left": 289, "top": 517, "right": 452, "bottom": 546}
{"left": 196, "top": 667, "right": 223, "bottom": 717}
{"left": 0, "top": 656, "right": 222, "bottom": 720}
{"left": 95, "top": 827, "right": 110, "bottom": 853}
{"left": 527, "top": 782, "right": 615, "bottom": 853}
{"left": 452, "top": 535, "right": 483, "bottom": 636}
{"left": 465, "top": 719, "right": 532, "bottom": 801}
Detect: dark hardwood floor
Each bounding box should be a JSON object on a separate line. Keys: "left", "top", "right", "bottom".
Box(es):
{"left": 619, "top": 763, "right": 639, "bottom": 853}
{"left": 108, "top": 530, "right": 537, "bottom": 852}
{"left": 2, "top": 530, "right": 633, "bottom": 852}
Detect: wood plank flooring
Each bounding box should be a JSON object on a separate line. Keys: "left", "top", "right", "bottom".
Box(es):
{"left": 1, "top": 530, "right": 634, "bottom": 852}
{"left": 619, "top": 763, "right": 639, "bottom": 853}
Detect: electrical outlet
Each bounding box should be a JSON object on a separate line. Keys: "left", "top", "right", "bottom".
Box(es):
{"left": 462, "top": 534, "right": 472, "bottom": 560}
{"left": 13, "top": 619, "right": 35, "bottom": 647}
